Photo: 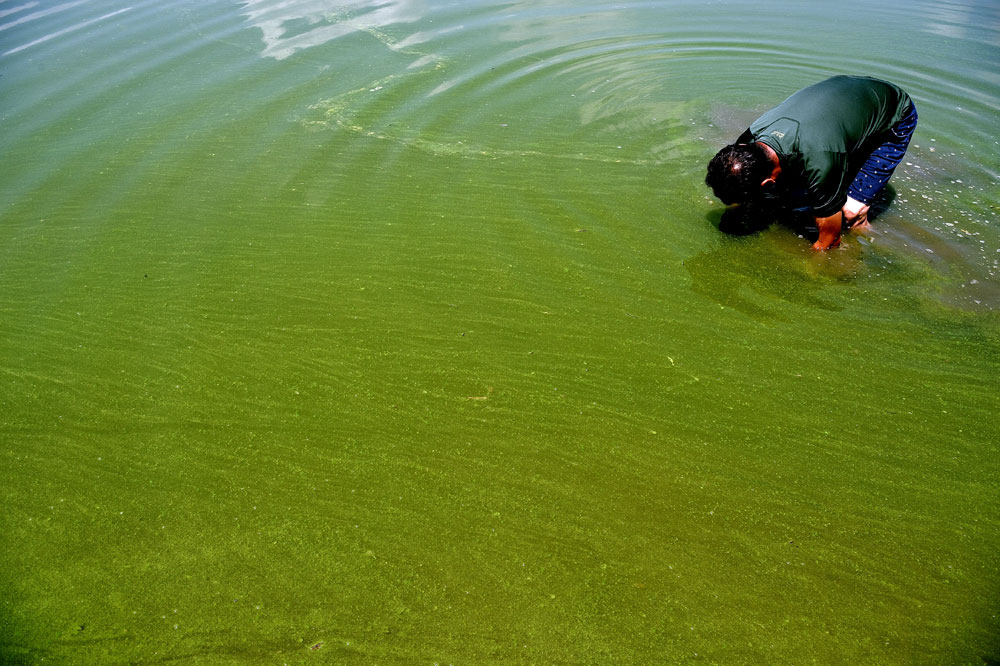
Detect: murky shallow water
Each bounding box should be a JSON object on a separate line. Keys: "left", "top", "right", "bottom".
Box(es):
{"left": 1, "top": 1, "right": 998, "bottom": 664}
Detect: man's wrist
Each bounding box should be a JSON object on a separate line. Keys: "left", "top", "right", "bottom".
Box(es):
{"left": 843, "top": 196, "right": 866, "bottom": 217}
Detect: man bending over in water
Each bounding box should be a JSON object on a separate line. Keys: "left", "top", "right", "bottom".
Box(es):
{"left": 705, "top": 75, "right": 917, "bottom": 250}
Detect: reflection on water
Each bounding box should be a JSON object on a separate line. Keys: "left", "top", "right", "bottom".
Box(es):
{"left": 685, "top": 234, "right": 844, "bottom": 323}
{"left": 0, "top": 0, "right": 89, "bottom": 33}
{"left": 239, "top": 0, "right": 424, "bottom": 59}
{"left": 0, "top": 2, "right": 132, "bottom": 58}
{"left": 919, "top": 0, "right": 1000, "bottom": 45}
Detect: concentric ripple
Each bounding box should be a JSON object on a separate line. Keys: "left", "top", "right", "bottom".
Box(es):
{"left": 253, "top": 0, "right": 1000, "bottom": 309}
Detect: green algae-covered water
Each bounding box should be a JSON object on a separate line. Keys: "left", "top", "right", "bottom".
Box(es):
{"left": 2, "top": 1, "right": 999, "bottom": 663}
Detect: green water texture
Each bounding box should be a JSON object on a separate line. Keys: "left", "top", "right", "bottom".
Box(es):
{"left": 2, "top": 1, "right": 999, "bottom": 663}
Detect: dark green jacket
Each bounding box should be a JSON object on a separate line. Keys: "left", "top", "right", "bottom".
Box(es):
{"left": 741, "top": 76, "right": 912, "bottom": 216}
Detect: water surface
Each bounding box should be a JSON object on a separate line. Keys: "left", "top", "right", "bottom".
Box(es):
{"left": 1, "top": 0, "right": 998, "bottom": 664}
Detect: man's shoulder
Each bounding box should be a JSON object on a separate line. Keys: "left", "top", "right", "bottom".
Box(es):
{"left": 749, "top": 116, "right": 801, "bottom": 150}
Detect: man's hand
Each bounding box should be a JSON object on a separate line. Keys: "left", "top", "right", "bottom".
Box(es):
{"left": 812, "top": 212, "right": 843, "bottom": 250}
{"left": 842, "top": 196, "right": 870, "bottom": 228}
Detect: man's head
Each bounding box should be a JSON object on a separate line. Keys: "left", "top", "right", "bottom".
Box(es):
{"left": 705, "top": 143, "right": 774, "bottom": 205}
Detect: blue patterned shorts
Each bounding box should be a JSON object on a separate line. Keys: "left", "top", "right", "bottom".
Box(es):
{"left": 847, "top": 102, "right": 918, "bottom": 205}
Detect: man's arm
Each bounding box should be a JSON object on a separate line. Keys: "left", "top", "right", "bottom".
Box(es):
{"left": 812, "top": 211, "right": 843, "bottom": 250}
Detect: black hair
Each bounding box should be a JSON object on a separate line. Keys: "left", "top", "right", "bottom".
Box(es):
{"left": 705, "top": 143, "right": 772, "bottom": 205}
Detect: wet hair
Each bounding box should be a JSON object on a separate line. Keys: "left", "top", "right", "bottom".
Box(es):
{"left": 705, "top": 143, "right": 772, "bottom": 205}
